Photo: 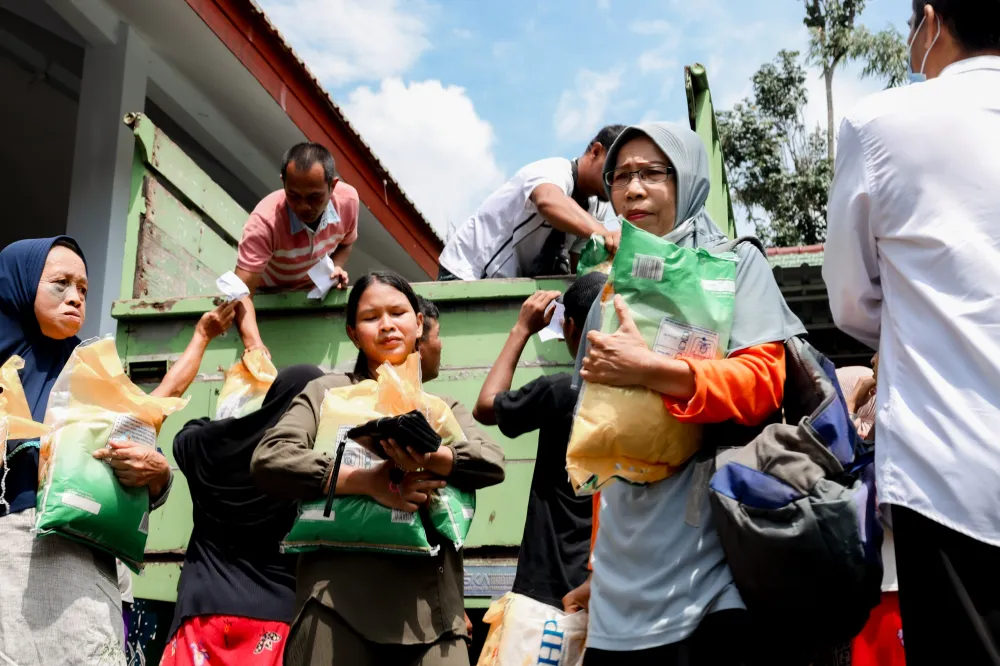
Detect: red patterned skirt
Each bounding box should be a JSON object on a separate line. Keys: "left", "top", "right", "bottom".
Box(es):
{"left": 160, "top": 615, "right": 291, "bottom": 666}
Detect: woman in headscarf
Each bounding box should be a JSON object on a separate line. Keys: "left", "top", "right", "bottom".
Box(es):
{"left": 573, "top": 124, "right": 806, "bottom": 666}
{"left": 160, "top": 364, "right": 325, "bottom": 666}
{"left": 0, "top": 236, "right": 233, "bottom": 665}
{"left": 252, "top": 271, "right": 506, "bottom": 665}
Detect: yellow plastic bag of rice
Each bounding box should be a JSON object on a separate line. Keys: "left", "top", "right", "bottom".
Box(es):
{"left": 476, "top": 592, "right": 587, "bottom": 666}
{"left": 567, "top": 222, "right": 737, "bottom": 493}
{"left": 0, "top": 355, "right": 51, "bottom": 464}
{"left": 36, "top": 337, "right": 188, "bottom": 571}
{"left": 283, "top": 353, "right": 476, "bottom": 555}
{"left": 215, "top": 349, "right": 277, "bottom": 419}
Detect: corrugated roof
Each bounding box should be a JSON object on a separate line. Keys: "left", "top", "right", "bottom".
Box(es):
{"left": 241, "top": 0, "right": 443, "bottom": 244}
{"left": 767, "top": 245, "right": 825, "bottom": 269}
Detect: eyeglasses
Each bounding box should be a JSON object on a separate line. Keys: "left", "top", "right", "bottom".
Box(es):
{"left": 604, "top": 165, "right": 676, "bottom": 189}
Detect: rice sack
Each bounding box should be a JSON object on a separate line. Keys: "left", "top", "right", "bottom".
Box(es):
{"left": 36, "top": 337, "right": 187, "bottom": 572}
{"left": 0, "top": 355, "right": 51, "bottom": 468}
{"left": 476, "top": 592, "right": 587, "bottom": 666}
{"left": 215, "top": 349, "right": 277, "bottom": 420}
{"left": 282, "top": 354, "right": 475, "bottom": 555}
{"left": 567, "top": 221, "right": 737, "bottom": 493}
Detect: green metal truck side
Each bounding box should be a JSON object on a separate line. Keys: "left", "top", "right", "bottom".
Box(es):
{"left": 112, "top": 65, "right": 737, "bottom": 607}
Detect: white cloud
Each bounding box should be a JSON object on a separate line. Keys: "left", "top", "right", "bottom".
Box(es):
{"left": 256, "top": 0, "right": 431, "bottom": 86}
{"left": 342, "top": 79, "right": 505, "bottom": 237}
{"left": 638, "top": 49, "right": 678, "bottom": 75}
{"left": 554, "top": 67, "right": 625, "bottom": 143}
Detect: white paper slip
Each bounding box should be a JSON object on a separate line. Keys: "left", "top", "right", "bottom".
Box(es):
{"left": 216, "top": 271, "right": 250, "bottom": 303}
{"left": 307, "top": 255, "right": 338, "bottom": 300}
{"left": 538, "top": 300, "right": 566, "bottom": 342}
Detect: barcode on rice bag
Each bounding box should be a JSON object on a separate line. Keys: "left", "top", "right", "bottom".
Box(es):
{"left": 391, "top": 509, "right": 416, "bottom": 524}
{"left": 631, "top": 254, "right": 665, "bottom": 281}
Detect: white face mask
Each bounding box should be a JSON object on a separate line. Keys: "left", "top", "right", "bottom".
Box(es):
{"left": 907, "top": 15, "right": 942, "bottom": 84}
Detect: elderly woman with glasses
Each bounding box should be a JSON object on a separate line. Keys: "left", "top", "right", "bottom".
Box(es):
{"left": 571, "top": 123, "right": 806, "bottom": 666}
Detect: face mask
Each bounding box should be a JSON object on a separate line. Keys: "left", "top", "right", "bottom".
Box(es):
{"left": 907, "top": 15, "right": 942, "bottom": 84}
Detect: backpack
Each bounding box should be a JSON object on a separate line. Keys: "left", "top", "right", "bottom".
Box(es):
{"left": 705, "top": 236, "right": 883, "bottom": 651}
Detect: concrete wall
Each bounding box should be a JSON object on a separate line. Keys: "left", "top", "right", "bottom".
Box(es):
{"left": 0, "top": 54, "right": 76, "bottom": 248}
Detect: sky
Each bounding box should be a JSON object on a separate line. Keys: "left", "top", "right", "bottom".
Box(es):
{"left": 255, "top": 0, "right": 910, "bottom": 238}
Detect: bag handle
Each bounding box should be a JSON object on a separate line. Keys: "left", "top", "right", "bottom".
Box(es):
{"left": 710, "top": 235, "right": 766, "bottom": 256}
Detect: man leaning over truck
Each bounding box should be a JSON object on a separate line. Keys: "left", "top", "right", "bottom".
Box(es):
{"left": 437, "top": 125, "right": 625, "bottom": 281}
{"left": 233, "top": 142, "right": 359, "bottom": 356}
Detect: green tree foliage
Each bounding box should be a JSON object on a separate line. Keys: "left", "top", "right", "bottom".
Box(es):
{"left": 718, "top": 50, "right": 833, "bottom": 247}
{"left": 803, "top": 0, "right": 907, "bottom": 160}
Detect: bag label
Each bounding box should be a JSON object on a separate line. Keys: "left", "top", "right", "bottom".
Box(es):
{"left": 216, "top": 392, "right": 252, "bottom": 420}
{"left": 701, "top": 278, "right": 736, "bottom": 293}
{"left": 138, "top": 511, "right": 149, "bottom": 535}
{"left": 391, "top": 508, "right": 416, "bottom": 525}
{"left": 62, "top": 491, "right": 101, "bottom": 515}
{"left": 631, "top": 254, "right": 665, "bottom": 281}
{"left": 340, "top": 425, "right": 376, "bottom": 471}
{"left": 653, "top": 317, "right": 720, "bottom": 360}
{"left": 300, "top": 508, "right": 336, "bottom": 522}
{"left": 109, "top": 415, "right": 156, "bottom": 447}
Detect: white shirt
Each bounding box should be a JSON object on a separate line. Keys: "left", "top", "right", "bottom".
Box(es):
{"left": 439, "top": 157, "right": 610, "bottom": 280}
{"left": 824, "top": 56, "right": 1000, "bottom": 546}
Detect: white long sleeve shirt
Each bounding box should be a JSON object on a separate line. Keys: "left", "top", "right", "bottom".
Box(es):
{"left": 824, "top": 56, "right": 1000, "bottom": 546}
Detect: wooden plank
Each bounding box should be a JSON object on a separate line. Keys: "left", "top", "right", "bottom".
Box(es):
{"left": 129, "top": 113, "right": 248, "bottom": 244}
{"left": 134, "top": 214, "right": 223, "bottom": 299}
{"left": 133, "top": 177, "right": 237, "bottom": 299}
{"left": 111, "top": 278, "right": 576, "bottom": 320}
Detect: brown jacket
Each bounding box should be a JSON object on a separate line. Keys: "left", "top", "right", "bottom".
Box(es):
{"left": 251, "top": 373, "right": 506, "bottom": 645}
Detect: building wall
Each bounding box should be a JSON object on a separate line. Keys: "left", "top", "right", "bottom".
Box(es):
{"left": 0, "top": 53, "right": 76, "bottom": 248}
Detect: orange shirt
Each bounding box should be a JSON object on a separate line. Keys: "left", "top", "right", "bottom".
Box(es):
{"left": 587, "top": 342, "right": 786, "bottom": 563}
{"left": 662, "top": 342, "right": 786, "bottom": 426}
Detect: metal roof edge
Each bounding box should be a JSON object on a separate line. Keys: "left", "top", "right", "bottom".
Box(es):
{"left": 183, "top": 0, "right": 444, "bottom": 276}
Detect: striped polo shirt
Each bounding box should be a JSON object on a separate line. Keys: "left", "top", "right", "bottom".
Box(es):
{"left": 236, "top": 184, "right": 359, "bottom": 288}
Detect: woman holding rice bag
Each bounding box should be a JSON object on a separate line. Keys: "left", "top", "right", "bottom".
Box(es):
{"left": 0, "top": 236, "right": 129, "bottom": 665}
{"left": 252, "top": 271, "right": 505, "bottom": 666}
{"left": 0, "top": 237, "right": 234, "bottom": 665}
{"left": 161, "top": 364, "right": 324, "bottom": 666}
{"left": 574, "top": 124, "right": 805, "bottom": 666}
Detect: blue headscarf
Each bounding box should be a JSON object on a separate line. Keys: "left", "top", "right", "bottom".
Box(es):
{"left": 0, "top": 237, "right": 88, "bottom": 421}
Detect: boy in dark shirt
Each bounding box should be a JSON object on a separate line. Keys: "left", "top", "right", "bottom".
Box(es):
{"left": 474, "top": 271, "right": 607, "bottom": 608}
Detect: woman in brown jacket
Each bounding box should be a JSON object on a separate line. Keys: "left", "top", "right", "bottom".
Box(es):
{"left": 251, "top": 271, "right": 506, "bottom": 665}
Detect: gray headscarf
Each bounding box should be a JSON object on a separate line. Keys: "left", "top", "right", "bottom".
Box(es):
{"left": 573, "top": 122, "right": 804, "bottom": 388}
{"left": 602, "top": 122, "right": 729, "bottom": 252}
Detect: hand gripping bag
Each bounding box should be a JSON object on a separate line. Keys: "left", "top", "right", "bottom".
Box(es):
{"left": 215, "top": 349, "right": 277, "bottom": 419}
{"left": 567, "top": 221, "right": 737, "bottom": 493}
{"left": 36, "top": 338, "right": 188, "bottom": 572}
{"left": 476, "top": 593, "right": 587, "bottom": 666}
{"left": 576, "top": 233, "right": 613, "bottom": 277}
{"left": 282, "top": 354, "right": 476, "bottom": 555}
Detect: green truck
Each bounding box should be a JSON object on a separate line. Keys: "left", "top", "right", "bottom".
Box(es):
{"left": 114, "top": 64, "right": 860, "bottom": 659}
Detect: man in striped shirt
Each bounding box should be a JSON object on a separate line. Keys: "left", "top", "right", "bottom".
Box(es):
{"left": 234, "top": 142, "right": 359, "bottom": 355}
